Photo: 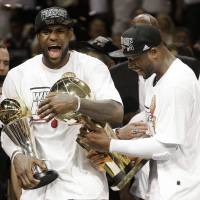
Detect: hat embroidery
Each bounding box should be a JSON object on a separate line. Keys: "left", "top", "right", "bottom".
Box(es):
{"left": 143, "top": 45, "right": 150, "bottom": 51}
{"left": 41, "top": 8, "right": 67, "bottom": 21}
{"left": 121, "top": 37, "right": 134, "bottom": 52}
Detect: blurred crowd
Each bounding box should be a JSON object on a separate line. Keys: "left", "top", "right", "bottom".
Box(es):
{"left": 0, "top": 0, "right": 200, "bottom": 68}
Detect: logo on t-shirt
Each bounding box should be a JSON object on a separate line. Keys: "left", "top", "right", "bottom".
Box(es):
{"left": 145, "top": 95, "right": 156, "bottom": 136}
{"left": 30, "top": 87, "right": 50, "bottom": 115}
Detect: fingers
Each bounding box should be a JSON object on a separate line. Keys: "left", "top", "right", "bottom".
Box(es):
{"left": 37, "top": 94, "right": 57, "bottom": 119}
{"left": 37, "top": 103, "right": 51, "bottom": 114}
{"left": 79, "top": 127, "right": 89, "bottom": 137}
{"left": 116, "top": 121, "right": 148, "bottom": 140}
{"left": 131, "top": 132, "right": 145, "bottom": 138}
{"left": 38, "top": 93, "right": 56, "bottom": 109}
{"left": 129, "top": 122, "right": 148, "bottom": 135}
{"left": 45, "top": 113, "right": 56, "bottom": 122}
{"left": 38, "top": 98, "right": 51, "bottom": 109}
{"left": 87, "top": 150, "right": 107, "bottom": 172}
{"left": 79, "top": 133, "right": 96, "bottom": 147}
{"left": 87, "top": 151, "right": 105, "bottom": 162}
{"left": 33, "top": 159, "right": 47, "bottom": 171}
{"left": 80, "top": 117, "right": 99, "bottom": 131}
{"left": 79, "top": 136, "right": 89, "bottom": 145}
{"left": 37, "top": 101, "right": 56, "bottom": 121}
{"left": 16, "top": 159, "right": 47, "bottom": 190}
{"left": 17, "top": 169, "right": 40, "bottom": 189}
{"left": 79, "top": 123, "right": 103, "bottom": 138}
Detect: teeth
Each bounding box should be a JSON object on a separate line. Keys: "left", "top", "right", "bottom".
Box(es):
{"left": 48, "top": 45, "right": 61, "bottom": 50}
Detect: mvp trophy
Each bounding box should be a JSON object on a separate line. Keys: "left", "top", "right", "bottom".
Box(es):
{"left": 50, "top": 72, "right": 147, "bottom": 191}
{"left": 0, "top": 98, "right": 58, "bottom": 189}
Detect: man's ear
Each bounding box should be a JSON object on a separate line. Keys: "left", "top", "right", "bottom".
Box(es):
{"left": 67, "top": 28, "right": 74, "bottom": 40}
{"left": 148, "top": 47, "right": 159, "bottom": 61}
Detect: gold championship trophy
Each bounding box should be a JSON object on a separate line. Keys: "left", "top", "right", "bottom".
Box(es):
{"left": 50, "top": 72, "right": 147, "bottom": 191}
{"left": 0, "top": 98, "right": 58, "bottom": 189}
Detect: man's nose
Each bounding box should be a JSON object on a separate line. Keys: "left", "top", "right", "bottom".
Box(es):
{"left": 49, "top": 31, "right": 58, "bottom": 40}
{"left": 0, "top": 62, "right": 5, "bottom": 70}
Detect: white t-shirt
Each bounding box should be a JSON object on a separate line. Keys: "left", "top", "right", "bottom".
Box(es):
{"left": 1, "top": 51, "right": 122, "bottom": 200}
{"left": 144, "top": 58, "right": 200, "bottom": 200}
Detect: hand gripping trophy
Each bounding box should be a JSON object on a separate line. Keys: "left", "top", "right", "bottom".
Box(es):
{"left": 50, "top": 72, "right": 147, "bottom": 191}
{"left": 0, "top": 98, "right": 58, "bottom": 189}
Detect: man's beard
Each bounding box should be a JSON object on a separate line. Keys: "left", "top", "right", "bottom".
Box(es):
{"left": 43, "top": 45, "right": 69, "bottom": 66}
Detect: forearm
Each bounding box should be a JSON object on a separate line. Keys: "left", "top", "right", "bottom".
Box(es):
{"left": 79, "top": 98, "right": 123, "bottom": 127}
{"left": 110, "top": 137, "right": 177, "bottom": 160}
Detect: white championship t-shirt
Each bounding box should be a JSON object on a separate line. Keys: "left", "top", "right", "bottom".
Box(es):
{"left": 144, "top": 58, "right": 200, "bottom": 200}
{"left": 1, "top": 51, "right": 122, "bottom": 200}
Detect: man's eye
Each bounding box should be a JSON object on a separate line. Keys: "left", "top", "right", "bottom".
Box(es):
{"left": 41, "top": 30, "right": 49, "bottom": 34}
{"left": 57, "top": 29, "right": 65, "bottom": 33}
{"left": 3, "top": 61, "right": 9, "bottom": 66}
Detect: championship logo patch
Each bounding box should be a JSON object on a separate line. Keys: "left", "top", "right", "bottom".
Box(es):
{"left": 145, "top": 95, "right": 156, "bottom": 136}
{"left": 121, "top": 37, "right": 134, "bottom": 53}
{"left": 41, "top": 8, "right": 67, "bottom": 21}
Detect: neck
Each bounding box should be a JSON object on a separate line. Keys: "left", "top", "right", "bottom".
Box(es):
{"left": 154, "top": 50, "right": 176, "bottom": 85}
{"left": 42, "top": 53, "right": 70, "bottom": 69}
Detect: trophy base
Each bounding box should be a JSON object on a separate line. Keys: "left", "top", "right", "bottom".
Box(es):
{"left": 33, "top": 170, "right": 58, "bottom": 189}
{"left": 110, "top": 159, "right": 148, "bottom": 191}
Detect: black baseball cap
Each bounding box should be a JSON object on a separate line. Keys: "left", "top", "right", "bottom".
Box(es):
{"left": 35, "top": 7, "right": 74, "bottom": 33}
{"left": 109, "top": 24, "right": 162, "bottom": 58}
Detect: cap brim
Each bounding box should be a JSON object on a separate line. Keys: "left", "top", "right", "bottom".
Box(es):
{"left": 109, "top": 49, "right": 125, "bottom": 58}
{"left": 110, "top": 49, "right": 150, "bottom": 59}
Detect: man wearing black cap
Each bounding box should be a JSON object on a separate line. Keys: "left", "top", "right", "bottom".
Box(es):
{"left": 80, "top": 24, "right": 200, "bottom": 200}
{"left": 1, "top": 7, "right": 123, "bottom": 200}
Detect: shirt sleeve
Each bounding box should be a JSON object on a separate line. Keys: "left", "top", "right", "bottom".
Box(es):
{"left": 1, "top": 71, "right": 22, "bottom": 158}
{"left": 109, "top": 137, "right": 177, "bottom": 160}
{"left": 1, "top": 131, "right": 21, "bottom": 159}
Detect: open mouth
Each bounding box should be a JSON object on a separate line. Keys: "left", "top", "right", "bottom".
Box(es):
{"left": 48, "top": 45, "right": 62, "bottom": 59}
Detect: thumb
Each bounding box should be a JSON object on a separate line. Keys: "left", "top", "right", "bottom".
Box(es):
{"left": 33, "top": 159, "right": 47, "bottom": 171}
{"left": 80, "top": 116, "right": 98, "bottom": 131}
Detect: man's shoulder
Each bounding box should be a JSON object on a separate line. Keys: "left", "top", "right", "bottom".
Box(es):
{"left": 71, "top": 50, "right": 106, "bottom": 65}
{"left": 172, "top": 58, "right": 197, "bottom": 80}
{"left": 9, "top": 54, "right": 42, "bottom": 74}
{"left": 17, "top": 54, "right": 42, "bottom": 69}
{"left": 177, "top": 55, "right": 200, "bottom": 79}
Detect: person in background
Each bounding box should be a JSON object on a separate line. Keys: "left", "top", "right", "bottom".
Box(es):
{"left": 0, "top": 40, "right": 10, "bottom": 200}
{"left": 5, "top": 14, "right": 31, "bottom": 68}
{"left": 88, "top": 15, "right": 110, "bottom": 42}
{"left": 156, "top": 13, "right": 175, "bottom": 46}
{"left": 70, "top": 36, "right": 139, "bottom": 125}
{"left": 69, "top": 36, "right": 119, "bottom": 68}
{"left": 0, "top": 41, "right": 9, "bottom": 78}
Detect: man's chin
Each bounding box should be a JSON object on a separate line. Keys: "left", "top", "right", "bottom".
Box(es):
{"left": 49, "top": 56, "right": 62, "bottom": 63}
{"left": 46, "top": 57, "right": 63, "bottom": 67}
{"left": 143, "top": 73, "right": 153, "bottom": 80}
